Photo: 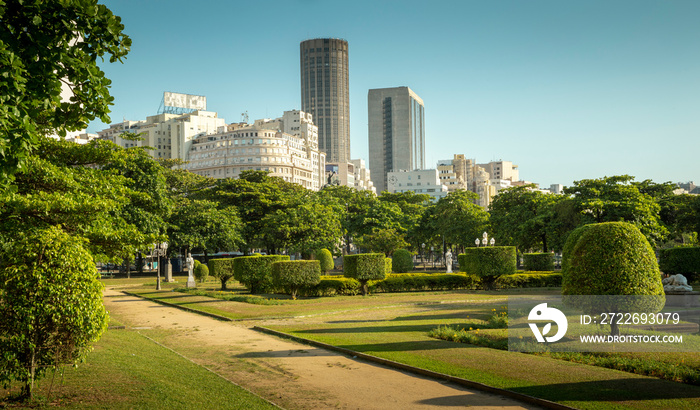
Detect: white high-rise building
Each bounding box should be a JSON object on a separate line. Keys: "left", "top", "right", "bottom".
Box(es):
{"left": 386, "top": 169, "right": 448, "bottom": 201}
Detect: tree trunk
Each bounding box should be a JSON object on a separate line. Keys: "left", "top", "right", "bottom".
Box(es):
{"left": 360, "top": 281, "right": 368, "bottom": 296}
{"left": 542, "top": 234, "right": 548, "bottom": 253}
{"left": 610, "top": 319, "right": 620, "bottom": 336}
{"left": 220, "top": 278, "right": 227, "bottom": 291}
{"left": 137, "top": 252, "right": 144, "bottom": 275}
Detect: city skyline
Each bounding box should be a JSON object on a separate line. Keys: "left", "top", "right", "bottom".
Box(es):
{"left": 87, "top": 0, "right": 700, "bottom": 188}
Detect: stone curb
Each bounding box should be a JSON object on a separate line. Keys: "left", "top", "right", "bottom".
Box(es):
{"left": 253, "top": 326, "right": 577, "bottom": 410}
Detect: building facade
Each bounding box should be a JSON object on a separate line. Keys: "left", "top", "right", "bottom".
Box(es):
{"left": 98, "top": 110, "right": 226, "bottom": 160}
{"left": 300, "top": 38, "right": 350, "bottom": 164}
{"left": 368, "top": 86, "right": 425, "bottom": 193}
{"left": 386, "top": 169, "right": 448, "bottom": 201}
{"left": 477, "top": 160, "right": 519, "bottom": 182}
{"left": 437, "top": 154, "right": 473, "bottom": 192}
{"left": 184, "top": 113, "right": 326, "bottom": 191}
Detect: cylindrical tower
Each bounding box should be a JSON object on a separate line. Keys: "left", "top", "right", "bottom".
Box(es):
{"left": 300, "top": 38, "right": 350, "bottom": 164}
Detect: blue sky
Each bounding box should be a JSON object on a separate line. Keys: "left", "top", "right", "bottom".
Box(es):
{"left": 89, "top": 0, "right": 700, "bottom": 188}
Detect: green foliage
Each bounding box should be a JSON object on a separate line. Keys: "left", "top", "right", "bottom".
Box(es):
{"left": 429, "top": 326, "right": 508, "bottom": 350}
{"left": 562, "top": 222, "right": 665, "bottom": 334}
{"left": 355, "top": 228, "right": 409, "bottom": 256}
{"left": 659, "top": 247, "right": 700, "bottom": 282}
{"left": 459, "top": 247, "right": 517, "bottom": 289}
{"left": 343, "top": 253, "right": 387, "bottom": 295}
{"left": 298, "top": 276, "right": 361, "bottom": 297}
{"left": 233, "top": 255, "right": 290, "bottom": 294}
{"left": 371, "top": 273, "right": 480, "bottom": 293}
{"left": 385, "top": 257, "right": 393, "bottom": 274}
{"left": 392, "top": 249, "right": 414, "bottom": 273}
{"left": 489, "top": 185, "right": 563, "bottom": 252}
{"left": 271, "top": 260, "right": 321, "bottom": 299}
{"left": 207, "top": 258, "right": 236, "bottom": 290}
{"left": 0, "top": 227, "right": 108, "bottom": 399}
{"left": 564, "top": 175, "right": 668, "bottom": 247}
{"left": 523, "top": 253, "right": 555, "bottom": 271}
{"left": 562, "top": 222, "right": 664, "bottom": 296}
{"left": 495, "top": 272, "right": 562, "bottom": 289}
{"left": 194, "top": 263, "right": 209, "bottom": 283}
{"left": 0, "top": 0, "right": 131, "bottom": 187}
{"left": 167, "top": 199, "right": 242, "bottom": 255}
{"left": 560, "top": 224, "right": 593, "bottom": 273}
{"left": 315, "top": 248, "right": 334, "bottom": 274}
{"left": 421, "top": 190, "right": 489, "bottom": 251}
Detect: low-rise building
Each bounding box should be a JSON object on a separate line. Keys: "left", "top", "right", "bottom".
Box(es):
{"left": 387, "top": 169, "right": 448, "bottom": 200}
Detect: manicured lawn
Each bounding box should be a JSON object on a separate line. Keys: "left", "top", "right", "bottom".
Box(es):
{"left": 0, "top": 322, "right": 276, "bottom": 409}
{"left": 104, "top": 277, "right": 700, "bottom": 409}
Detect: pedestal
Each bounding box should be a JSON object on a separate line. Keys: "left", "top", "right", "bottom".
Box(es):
{"left": 186, "top": 274, "right": 196, "bottom": 289}
{"left": 664, "top": 291, "right": 700, "bottom": 308}
{"left": 162, "top": 260, "right": 173, "bottom": 283}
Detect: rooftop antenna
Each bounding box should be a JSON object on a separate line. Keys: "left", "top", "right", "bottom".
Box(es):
{"left": 241, "top": 111, "right": 249, "bottom": 124}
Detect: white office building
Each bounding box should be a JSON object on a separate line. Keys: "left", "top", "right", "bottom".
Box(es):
{"left": 386, "top": 169, "right": 448, "bottom": 201}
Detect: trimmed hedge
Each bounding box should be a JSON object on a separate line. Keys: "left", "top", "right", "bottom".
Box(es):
{"left": 392, "top": 249, "right": 413, "bottom": 273}
{"left": 659, "top": 247, "right": 700, "bottom": 282}
{"left": 561, "top": 224, "right": 593, "bottom": 273}
{"left": 385, "top": 257, "right": 393, "bottom": 275}
{"left": 371, "top": 273, "right": 480, "bottom": 293}
{"left": 194, "top": 263, "right": 209, "bottom": 283}
{"left": 562, "top": 222, "right": 664, "bottom": 334}
{"left": 496, "top": 272, "right": 562, "bottom": 289}
{"left": 299, "top": 276, "right": 361, "bottom": 297}
{"left": 233, "top": 255, "right": 290, "bottom": 294}
{"left": 272, "top": 260, "right": 321, "bottom": 299}
{"left": 523, "top": 253, "right": 554, "bottom": 271}
{"left": 316, "top": 249, "right": 334, "bottom": 274}
{"left": 459, "top": 246, "right": 517, "bottom": 289}
{"left": 343, "top": 253, "right": 387, "bottom": 296}
{"left": 208, "top": 258, "right": 236, "bottom": 290}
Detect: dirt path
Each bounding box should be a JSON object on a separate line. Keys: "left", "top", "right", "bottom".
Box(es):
{"left": 103, "top": 289, "right": 546, "bottom": 409}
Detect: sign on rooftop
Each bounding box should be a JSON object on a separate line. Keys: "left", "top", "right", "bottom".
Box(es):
{"left": 162, "top": 92, "right": 207, "bottom": 114}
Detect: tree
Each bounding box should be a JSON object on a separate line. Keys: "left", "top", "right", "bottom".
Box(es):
{"left": 428, "top": 190, "right": 489, "bottom": 252}
{"left": 316, "top": 249, "right": 334, "bottom": 274}
{"left": 271, "top": 260, "right": 321, "bottom": 300}
{"left": 319, "top": 185, "right": 376, "bottom": 254}
{"left": 0, "top": 227, "right": 108, "bottom": 400}
{"left": 0, "top": 0, "right": 131, "bottom": 188}
{"left": 343, "top": 253, "right": 386, "bottom": 296}
{"left": 355, "top": 228, "right": 409, "bottom": 256}
{"left": 489, "top": 185, "right": 564, "bottom": 253}
{"left": 564, "top": 175, "right": 668, "bottom": 246}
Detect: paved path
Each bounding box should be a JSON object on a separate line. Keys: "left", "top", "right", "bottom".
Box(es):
{"left": 104, "top": 289, "right": 547, "bottom": 409}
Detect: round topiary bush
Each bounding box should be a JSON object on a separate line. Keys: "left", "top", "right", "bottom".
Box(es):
{"left": 208, "top": 258, "right": 236, "bottom": 290}
{"left": 194, "top": 262, "right": 209, "bottom": 283}
{"left": 561, "top": 224, "right": 593, "bottom": 273}
{"left": 459, "top": 246, "right": 516, "bottom": 290}
{"left": 316, "top": 249, "right": 334, "bottom": 274}
{"left": 343, "top": 253, "right": 386, "bottom": 296}
{"left": 233, "top": 255, "right": 290, "bottom": 294}
{"left": 523, "top": 253, "right": 554, "bottom": 271}
{"left": 392, "top": 249, "right": 413, "bottom": 273}
{"left": 272, "top": 260, "right": 321, "bottom": 299}
{"left": 562, "top": 222, "right": 665, "bottom": 335}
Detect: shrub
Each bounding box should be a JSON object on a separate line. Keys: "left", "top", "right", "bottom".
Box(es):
{"left": 194, "top": 262, "right": 209, "bottom": 283}
{"left": 495, "top": 272, "right": 562, "bottom": 289}
{"left": 385, "top": 257, "right": 393, "bottom": 274}
{"left": 562, "top": 222, "right": 665, "bottom": 335}
{"left": 234, "top": 255, "right": 290, "bottom": 294}
{"left": 459, "top": 246, "right": 517, "bottom": 290}
{"left": 561, "top": 224, "right": 593, "bottom": 273}
{"left": 371, "top": 273, "right": 480, "bottom": 293}
{"left": 659, "top": 247, "right": 700, "bottom": 282}
{"left": 316, "top": 248, "right": 334, "bottom": 274}
{"left": 299, "top": 276, "right": 360, "bottom": 297}
{"left": 523, "top": 253, "right": 555, "bottom": 271}
{"left": 343, "top": 253, "right": 387, "bottom": 296}
{"left": 208, "top": 258, "right": 236, "bottom": 290}
{"left": 0, "top": 227, "right": 108, "bottom": 400}
{"left": 392, "top": 249, "right": 413, "bottom": 273}
{"left": 272, "top": 260, "right": 321, "bottom": 299}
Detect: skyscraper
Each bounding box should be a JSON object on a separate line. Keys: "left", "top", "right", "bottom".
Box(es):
{"left": 300, "top": 38, "right": 350, "bottom": 163}
{"left": 368, "top": 86, "right": 425, "bottom": 193}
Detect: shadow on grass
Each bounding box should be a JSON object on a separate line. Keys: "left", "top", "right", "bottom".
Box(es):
{"left": 337, "top": 339, "right": 470, "bottom": 353}
{"left": 392, "top": 312, "right": 491, "bottom": 322}
{"left": 510, "top": 378, "right": 700, "bottom": 402}
{"left": 235, "top": 348, "right": 333, "bottom": 358}
{"left": 298, "top": 324, "right": 439, "bottom": 334}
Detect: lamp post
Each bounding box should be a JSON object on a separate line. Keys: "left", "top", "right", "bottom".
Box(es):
{"left": 421, "top": 243, "right": 426, "bottom": 269}
{"left": 152, "top": 242, "right": 168, "bottom": 290}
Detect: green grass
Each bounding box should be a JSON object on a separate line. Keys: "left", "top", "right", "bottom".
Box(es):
{"left": 107, "top": 281, "right": 700, "bottom": 409}
{"left": 0, "top": 328, "right": 276, "bottom": 409}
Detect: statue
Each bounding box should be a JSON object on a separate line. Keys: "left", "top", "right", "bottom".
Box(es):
{"left": 185, "top": 253, "right": 196, "bottom": 288}
{"left": 663, "top": 274, "right": 693, "bottom": 292}
{"left": 445, "top": 249, "right": 453, "bottom": 273}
